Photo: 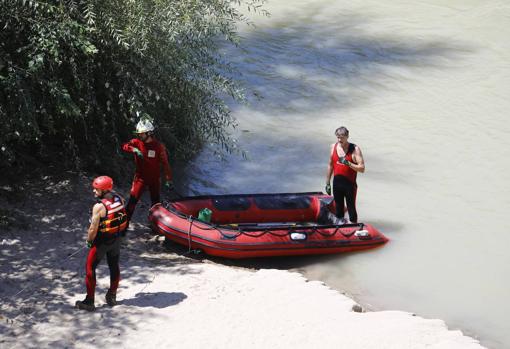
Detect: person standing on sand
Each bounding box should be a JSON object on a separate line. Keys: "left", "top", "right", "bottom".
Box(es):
{"left": 325, "top": 126, "right": 365, "bottom": 223}
{"left": 121, "top": 115, "right": 173, "bottom": 222}
{"left": 75, "top": 176, "right": 128, "bottom": 311}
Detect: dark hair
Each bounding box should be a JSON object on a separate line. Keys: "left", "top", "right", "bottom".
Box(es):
{"left": 334, "top": 126, "right": 349, "bottom": 137}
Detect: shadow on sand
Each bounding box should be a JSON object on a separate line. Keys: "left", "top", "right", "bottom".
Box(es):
{"left": 120, "top": 291, "right": 187, "bottom": 308}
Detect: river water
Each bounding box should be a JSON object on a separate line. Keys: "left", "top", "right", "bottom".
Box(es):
{"left": 179, "top": 1, "right": 510, "bottom": 348}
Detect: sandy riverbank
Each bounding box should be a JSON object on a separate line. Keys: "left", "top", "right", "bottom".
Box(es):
{"left": 0, "top": 172, "right": 484, "bottom": 348}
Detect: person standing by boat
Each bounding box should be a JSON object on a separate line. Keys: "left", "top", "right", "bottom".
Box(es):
{"left": 75, "top": 176, "right": 128, "bottom": 311}
{"left": 121, "top": 115, "right": 173, "bottom": 222}
{"left": 325, "top": 126, "right": 365, "bottom": 223}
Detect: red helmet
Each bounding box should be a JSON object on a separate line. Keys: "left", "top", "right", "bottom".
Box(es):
{"left": 92, "top": 176, "right": 113, "bottom": 191}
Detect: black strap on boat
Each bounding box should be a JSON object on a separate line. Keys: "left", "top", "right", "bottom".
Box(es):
{"left": 162, "top": 201, "right": 364, "bottom": 240}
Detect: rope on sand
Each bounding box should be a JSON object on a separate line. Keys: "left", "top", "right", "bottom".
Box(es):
{"left": 3, "top": 246, "right": 87, "bottom": 301}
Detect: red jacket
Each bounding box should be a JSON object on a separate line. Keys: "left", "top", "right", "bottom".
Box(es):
{"left": 122, "top": 138, "right": 172, "bottom": 182}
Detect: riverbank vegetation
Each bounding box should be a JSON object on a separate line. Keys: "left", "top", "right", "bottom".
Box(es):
{"left": 0, "top": 0, "right": 266, "bottom": 176}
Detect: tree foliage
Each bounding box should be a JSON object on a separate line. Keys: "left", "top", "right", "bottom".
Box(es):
{"left": 0, "top": 0, "right": 266, "bottom": 172}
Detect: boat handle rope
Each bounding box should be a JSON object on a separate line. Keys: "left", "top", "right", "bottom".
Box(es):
{"left": 200, "top": 222, "right": 361, "bottom": 239}
{"left": 187, "top": 216, "right": 193, "bottom": 253}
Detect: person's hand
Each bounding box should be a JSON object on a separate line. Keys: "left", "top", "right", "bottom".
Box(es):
{"left": 86, "top": 240, "right": 93, "bottom": 248}
{"left": 133, "top": 148, "right": 143, "bottom": 159}
{"left": 164, "top": 180, "right": 174, "bottom": 191}
{"left": 325, "top": 183, "right": 331, "bottom": 195}
{"left": 339, "top": 156, "right": 350, "bottom": 166}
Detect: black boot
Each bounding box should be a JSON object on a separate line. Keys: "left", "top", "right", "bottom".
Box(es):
{"left": 105, "top": 291, "right": 117, "bottom": 307}
{"left": 75, "top": 297, "right": 95, "bottom": 312}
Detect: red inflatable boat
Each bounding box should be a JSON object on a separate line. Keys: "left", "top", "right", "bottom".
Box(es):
{"left": 149, "top": 192, "right": 388, "bottom": 259}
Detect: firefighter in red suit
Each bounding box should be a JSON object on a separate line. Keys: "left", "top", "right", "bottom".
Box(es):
{"left": 121, "top": 118, "right": 173, "bottom": 221}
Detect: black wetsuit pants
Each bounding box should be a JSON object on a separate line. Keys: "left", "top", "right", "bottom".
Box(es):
{"left": 333, "top": 175, "right": 358, "bottom": 223}
{"left": 85, "top": 237, "right": 120, "bottom": 301}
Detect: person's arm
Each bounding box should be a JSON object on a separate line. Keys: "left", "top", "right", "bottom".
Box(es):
{"left": 122, "top": 139, "right": 143, "bottom": 158}
{"left": 326, "top": 144, "right": 335, "bottom": 184}
{"left": 324, "top": 144, "right": 335, "bottom": 194}
{"left": 87, "top": 203, "right": 105, "bottom": 243}
{"left": 159, "top": 144, "right": 173, "bottom": 182}
{"left": 348, "top": 146, "right": 365, "bottom": 173}
{"left": 121, "top": 139, "right": 138, "bottom": 153}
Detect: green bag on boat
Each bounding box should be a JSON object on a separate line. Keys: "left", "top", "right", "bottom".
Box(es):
{"left": 198, "top": 208, "right": 212, "bottom": 223}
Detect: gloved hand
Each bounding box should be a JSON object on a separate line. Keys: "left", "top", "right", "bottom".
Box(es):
{"left": 339, "top": 156, "right": 350, "bottom": 166}
{"left": 86, "top": 240, "right": 93, "bottom": 248}
{"left": 133, "top": 148, "right": 143, "bottom": 159}
{"left": 325, "top": 183, "right": 331, "bottom": 195}
{"left": 164, "top": 180, "right": 174, "bottom": 191}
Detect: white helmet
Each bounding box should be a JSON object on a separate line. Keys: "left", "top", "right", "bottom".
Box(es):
{"left": 135, "top": 119, "right": 155, "bottom": 133}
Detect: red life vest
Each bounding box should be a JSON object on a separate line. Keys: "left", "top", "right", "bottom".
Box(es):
{"left": 331, "top": 142, "right": 357, "bottom": 184}
{"left": 98, "top": 193, "right": 128, "bottom": 236}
